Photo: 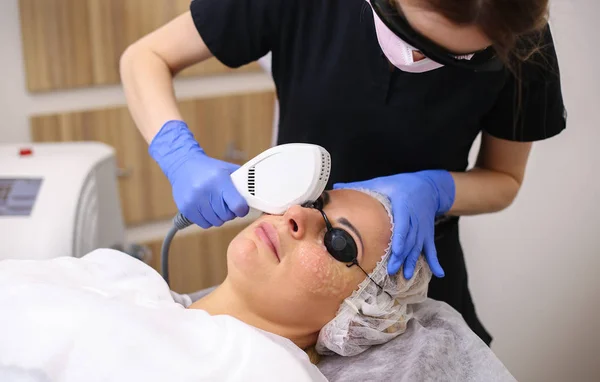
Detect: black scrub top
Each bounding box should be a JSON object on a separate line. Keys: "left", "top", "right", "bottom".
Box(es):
{"left": 189, "top": 0, "right": 566, "bottom": 345}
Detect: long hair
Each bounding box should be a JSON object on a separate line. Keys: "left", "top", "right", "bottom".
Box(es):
{"left": 413, "top": 0, "right": 555, "bottom": 134}
{"left": 416, "top": 0, "right": 550, "bottom": 71}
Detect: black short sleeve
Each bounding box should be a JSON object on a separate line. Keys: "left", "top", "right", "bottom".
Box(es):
{"left": 482, "top": 25, "right": 567, "bottom": 142}
{"left": 190, "top": 0, "right": 282, "bottom": 68}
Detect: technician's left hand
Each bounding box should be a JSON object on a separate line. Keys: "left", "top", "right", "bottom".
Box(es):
{"left": 334, "top": 170, "right": 455, "bottom": 279}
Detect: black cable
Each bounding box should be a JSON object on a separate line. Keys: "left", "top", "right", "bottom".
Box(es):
{"left": 160, "top": 213, "right": 193, "bottom": 286}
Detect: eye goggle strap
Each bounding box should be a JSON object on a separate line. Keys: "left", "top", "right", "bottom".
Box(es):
{"left": 351, "top": 259, "right": 393, "bottom": 299}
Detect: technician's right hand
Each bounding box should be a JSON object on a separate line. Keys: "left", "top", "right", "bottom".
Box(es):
{"left": 149, "top": 120, "right": 249, "bottom": 228}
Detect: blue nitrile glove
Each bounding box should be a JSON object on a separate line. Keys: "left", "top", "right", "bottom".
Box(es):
{"left": 149, "top": 120, "right": 249, "bottom": 229}
{"left": 334, "top": 170, "right": 455, "bottom": 279}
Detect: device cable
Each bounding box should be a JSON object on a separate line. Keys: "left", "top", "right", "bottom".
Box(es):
{"left": 160, "top": 213, "right": 193, "bottom": 286}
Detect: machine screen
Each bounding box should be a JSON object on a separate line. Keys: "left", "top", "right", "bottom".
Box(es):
{"left": 0, "top": 178, "right": 43, "bottom": 216}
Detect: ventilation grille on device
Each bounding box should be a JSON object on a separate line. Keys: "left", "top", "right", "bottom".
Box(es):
{"left": 248, "top": 166, "right": 256, "bottom": 195}
{"left": 319, "top": 151, "right": 331, "bottom": 182}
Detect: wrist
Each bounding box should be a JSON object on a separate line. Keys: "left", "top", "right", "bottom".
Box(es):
{"left": 149, "top": 120, "right": 205, "bottom": 177}
{"left": 417, "top": 169, "right": 456, "bottom": 215}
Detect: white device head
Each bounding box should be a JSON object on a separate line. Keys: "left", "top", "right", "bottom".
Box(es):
{"left": 230, "top": 143, "right": 331, "bottom": 215}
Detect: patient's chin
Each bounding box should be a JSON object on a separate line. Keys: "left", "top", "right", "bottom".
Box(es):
{"left": 227, "top": 237, "right": 267, "bottom": 277}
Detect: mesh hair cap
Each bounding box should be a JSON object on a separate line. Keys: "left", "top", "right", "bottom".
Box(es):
{"left": 315, "top": 188, "right": 432, "bottom": 357}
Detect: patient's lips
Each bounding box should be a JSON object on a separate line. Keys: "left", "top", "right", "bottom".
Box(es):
{"left": 255, "top": 222, "right": 281, "bottom": 262}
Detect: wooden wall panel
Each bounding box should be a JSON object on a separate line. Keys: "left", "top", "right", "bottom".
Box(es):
{"left": 142, "top": 222, "right": 250, "bottom": 294}
{"left": 30, "top": 90, "right": 275, "bottom": 225}
{"left": 18, "top": 0, "right": 261, "bottom": 92}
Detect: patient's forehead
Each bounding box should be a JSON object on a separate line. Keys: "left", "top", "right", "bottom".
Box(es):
{"left": 324, "top": 189, "right": 390, "bottom": 226}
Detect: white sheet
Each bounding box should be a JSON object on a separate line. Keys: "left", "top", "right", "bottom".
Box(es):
{"left": 181, "top": 288, "right": 517, "bottom": 382}
{"left": 0, "top": 249, "right": 326, "bottom": 382}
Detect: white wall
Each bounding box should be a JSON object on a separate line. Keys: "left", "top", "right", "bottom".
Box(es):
{"left": 1, "top": 0, "right": 599, "bottom": 381}
{"left": 462, "top": 1, "right": 600, "bottom": 381}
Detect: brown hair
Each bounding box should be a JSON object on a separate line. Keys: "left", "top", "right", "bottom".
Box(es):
{"left": 416, "top": 0, "right": 550, "bottom": 69}
{"left": 305, "top": 346, "right": 322, "bottom": 365}
{"left": 413, "top": 0, "right": 554, "bottom": 129}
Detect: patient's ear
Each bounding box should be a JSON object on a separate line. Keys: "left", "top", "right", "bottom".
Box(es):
{"left": 304, "top": 345, "right": 321, "bottom": 365}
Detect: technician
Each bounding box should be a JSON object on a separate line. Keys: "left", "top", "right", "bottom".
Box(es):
{"left": 120, "top": 0, "right": 566, "bottom": 345}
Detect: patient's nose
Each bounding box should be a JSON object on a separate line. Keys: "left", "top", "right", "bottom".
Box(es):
{"left": 285, "top": 205, "right": 317, "bottom": 239}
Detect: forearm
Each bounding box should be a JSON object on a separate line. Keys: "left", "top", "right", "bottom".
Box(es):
{"left": 120, "top": 11, "right": 214, "bottom": 143}
{"left": 448, "top": 167, "right": 522, "bottom": 216}
{"left": 119, "top": 45, "right": 183, "bottom": 144}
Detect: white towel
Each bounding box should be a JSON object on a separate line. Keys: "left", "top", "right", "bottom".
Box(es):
{"left": 0, "top": 249, "right": 326, "bottom": 382}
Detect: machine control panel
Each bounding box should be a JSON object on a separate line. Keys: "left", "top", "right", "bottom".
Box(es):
{"left": 0, "top": 178, "right": 43, "bottom": 216}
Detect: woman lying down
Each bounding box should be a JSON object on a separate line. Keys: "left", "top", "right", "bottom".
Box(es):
{"left": 0, "top": 189, "right": 462, "bottom": 381}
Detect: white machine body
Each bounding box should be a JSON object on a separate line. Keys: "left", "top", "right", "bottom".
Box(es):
{"left": 0, "top": 142, "right": 125, "bottom": 260}
{"left": 230, "top": 143, "right": 331, "bottom": 215}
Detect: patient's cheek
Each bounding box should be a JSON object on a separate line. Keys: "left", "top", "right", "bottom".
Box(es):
{"left": 293, "top": 245, "right": 353, "bottom": 298}
{"left": 228, "top": 237, "right": 261, "bottom": 274}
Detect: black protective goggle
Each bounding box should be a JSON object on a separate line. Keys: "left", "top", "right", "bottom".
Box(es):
{"left": 369, "top": 0, "right": 504, "bottom": 72}
{"left": 302, "top": 197, "right": 391, "bottom": 297}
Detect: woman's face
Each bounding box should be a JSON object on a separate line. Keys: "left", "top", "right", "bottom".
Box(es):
{"left": 225, "top": 189, "right": 392, "bottom": 333}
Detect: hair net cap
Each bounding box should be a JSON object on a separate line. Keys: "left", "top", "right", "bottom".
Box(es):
{"left": 315, "top": 188, "right": 432, "bottom": 357}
